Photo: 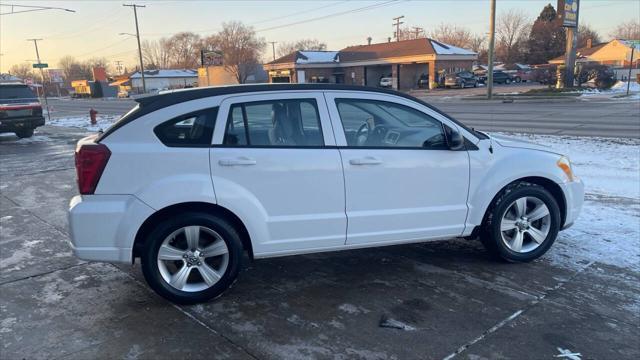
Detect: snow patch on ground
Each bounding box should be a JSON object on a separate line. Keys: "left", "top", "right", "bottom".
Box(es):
{"left": 499, "top": 133, "right": 640, "bottom": 199}
{"left": 579, "top": 81, "right": 640, "bottom": 99}
{"left": 48, "top": 115, "right": 119, "bottom": 132}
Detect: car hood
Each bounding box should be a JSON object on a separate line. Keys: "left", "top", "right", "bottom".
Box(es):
{"left": 490, "top": 134, "right": 562, "bottom": 155}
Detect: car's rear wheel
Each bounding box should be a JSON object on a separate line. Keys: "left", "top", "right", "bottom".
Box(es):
{"left": 515, "top": 77, "right": 522, "bottom": 83}
{"left": 480, "top": 182, "right": 560, "bottom": 262}
{"left": 15, "top": 128, "right": 34, "bottom": 138}
{"left": 505, "top": 78, "right": 512, "bottom": 84}
{"left": 141, "top": 212, "right": 243, "bottom": 304}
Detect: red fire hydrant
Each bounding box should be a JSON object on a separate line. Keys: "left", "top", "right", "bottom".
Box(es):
{"left": 89, "top": 108, "right": 98, "bottom": 125}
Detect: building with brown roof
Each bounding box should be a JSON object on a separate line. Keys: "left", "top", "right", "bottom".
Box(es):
{"left": 263, "top": 38, "right": 477, "bottom": 90}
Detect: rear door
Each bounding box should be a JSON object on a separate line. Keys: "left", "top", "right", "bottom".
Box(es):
{"left": 325, "top": 91, "right": 470, "bottom": 246}
{"left": 210, "top": 92, "right": 346, "bottom": 256}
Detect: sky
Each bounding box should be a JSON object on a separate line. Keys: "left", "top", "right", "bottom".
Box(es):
{"left": 1, "top": 0, "right": 638, "bottom": 73}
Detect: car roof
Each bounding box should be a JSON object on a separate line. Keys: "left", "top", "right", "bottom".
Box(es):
{"left": 99, "top": 83, "right": 482, "bottom": 141}
{"left": 135, "top": 83, "right": 414, "bottom": 108}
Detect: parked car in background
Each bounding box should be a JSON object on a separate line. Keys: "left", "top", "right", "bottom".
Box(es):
{"left": 530, "top": 67, "right": 557, "bottom": 85}
{"left": 68, "top": 83, "right": 584, "bottom": 304}
{"left": 505, "top": 69, "right": 534, "bottom": 83}
{"left": 478, "top": 71, "right": 514, "bottom": 84}
{"left": 417, "top": 74, "right": 429, "bottom": 89}
{"left": 379, "top": 77, "right": 393, "bottom": 88}
{"left": 445, "top": 71, "right": 478, "bottom": 88}
{"left": 0, "top": 83, "right": 45, "bottom": 138}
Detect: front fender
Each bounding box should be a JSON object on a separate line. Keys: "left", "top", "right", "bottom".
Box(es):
{"left": 466, "top": 143, "right": 567, "bottom": 229}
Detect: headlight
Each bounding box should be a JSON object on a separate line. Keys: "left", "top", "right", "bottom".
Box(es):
{"left": 557, "top": 156, "right": 574, "bottom": 182}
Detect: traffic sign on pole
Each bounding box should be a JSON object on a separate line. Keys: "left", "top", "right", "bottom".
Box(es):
{"left": 32, "top": 63, "right": 48, "bottom": 69}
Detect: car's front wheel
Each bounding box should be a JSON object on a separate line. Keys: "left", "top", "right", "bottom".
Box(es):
{"left": 141, "top": 212, "right": 244, "bottom": 304}
{"left": 15, "top": 128, "right": 34, "bottom": 138}
{"left": 481, "top": 182, "right": 560, "bottom": 262}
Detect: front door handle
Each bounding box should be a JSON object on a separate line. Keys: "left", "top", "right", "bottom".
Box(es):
{"left": 349, "top": 157, "right": 382, "bottom": 165}
{"left": 218, "top": 157, "right": 257, "bottom": 166}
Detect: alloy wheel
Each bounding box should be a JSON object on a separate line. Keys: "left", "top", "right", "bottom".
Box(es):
{"left": 157, "top": 225, "right": 229, "bottom": 292}
{"left": 499, "top": 196, "right": 551, "bottom": 253}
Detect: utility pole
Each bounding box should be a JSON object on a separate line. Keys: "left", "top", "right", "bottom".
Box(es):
{"left": 115, "top": 60, "right": 124, "bottom": 75}
{"left": 27, "top": 38, "right": 50, "bottom": 121}
{"left": 123, "top": 4, "right": 146, "bottom": 93}
{"left": 627, "top": 45, "right": 635, "bottom": 96}
{"left": 269, "top": 41, "right": 277, "bottom": 61}
{"left": 563, "top": 0, "right": 579, "bottom": 88}
{"left": 412, "top": 26, "right": 423, "bottom": 39}
{"left": 487, "top": 0, "right": 496, "bottom": 100}
{"left": 392, "top": 16, "right": 404, "bottom": 41}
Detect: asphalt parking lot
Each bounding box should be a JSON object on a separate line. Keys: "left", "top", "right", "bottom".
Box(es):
{"left": 1, "top": 119, "right": 639, "bottom": 358}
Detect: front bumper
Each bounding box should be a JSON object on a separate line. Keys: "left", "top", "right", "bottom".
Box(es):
{"left": 0, "top": 116, "right": 45, "bottom": 132}
{"left": 68, "top": 195, "right": 155, "bottom": 263}
{"left": 559, "top": 178, "right": 585, "bottom": 230}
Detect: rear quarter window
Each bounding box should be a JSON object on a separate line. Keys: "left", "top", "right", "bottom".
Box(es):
{"left": 154, "top": 107, "right": 218, "bottom": 147}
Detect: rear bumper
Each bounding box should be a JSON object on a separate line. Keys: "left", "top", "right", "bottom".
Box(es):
{"left": 559, "top": 178, "right": 584, "bottom": 230}
{"left": 0, "top": 116, "right": 45, "bottom": 132}
{"left": 68, "top": 194, "right": 155, "bottom": 263}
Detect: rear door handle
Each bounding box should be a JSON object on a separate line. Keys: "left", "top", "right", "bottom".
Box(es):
{"left": 349, "top": 157, "right": 382, "bottom": 165}
{"left": 218, "top": 157, "right": 257, "bottom": 166}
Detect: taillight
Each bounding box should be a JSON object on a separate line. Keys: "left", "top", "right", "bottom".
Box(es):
{"left": 75, "top": 144, "right": 111, "bottom": 195}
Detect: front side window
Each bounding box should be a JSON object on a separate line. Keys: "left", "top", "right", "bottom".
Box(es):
{"left": 154, "top": 107, "right": 217, "bottom": 147}
{"left": 223, "top": 99, "right": 324, "bottom": 147}
{"left": 335, "top": 99, "right": 447, "bottom": 149}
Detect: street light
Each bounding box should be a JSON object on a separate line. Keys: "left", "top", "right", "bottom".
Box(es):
{"left": 0, "top": 4, "right": 75, "bottom": 15}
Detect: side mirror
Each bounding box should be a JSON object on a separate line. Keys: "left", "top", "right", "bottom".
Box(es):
{"left": 446, "top": 127, "right": 465, "bottom": 151}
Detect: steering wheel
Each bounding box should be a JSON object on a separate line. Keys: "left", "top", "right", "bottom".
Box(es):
{"left": 355, "top": 121, "right": 370, "bottom": 146}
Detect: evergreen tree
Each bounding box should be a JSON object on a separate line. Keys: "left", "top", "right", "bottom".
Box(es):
{"left": 525, "top": 4, "right": 566, "bottom": 64}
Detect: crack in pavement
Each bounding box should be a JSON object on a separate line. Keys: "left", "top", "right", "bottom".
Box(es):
{"left": 116, "top": 265, "right": 262, "bottom": 360}
{"left": 441, "top": 260, "right": 596, "bottom": 360}
{"left": 1, "top": 194, "right": 69, "bottom": 236}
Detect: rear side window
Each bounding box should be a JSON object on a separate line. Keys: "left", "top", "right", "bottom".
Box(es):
{"left": 0, "top": 85, "right": 38, "bottom": 102}
{"left": 154, "top": 107, "right": 217, "bottom": 147}
{"left": 223, "top": 99, "right": 324, "bottom": 147}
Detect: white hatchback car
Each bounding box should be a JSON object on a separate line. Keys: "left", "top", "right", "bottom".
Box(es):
{"left": 69, "top": 84, "right": 584, "bottom": 304}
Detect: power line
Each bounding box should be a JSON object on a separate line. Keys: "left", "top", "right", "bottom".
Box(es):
{"left": 255, "top": 0, "right": 402, "bottom": 33}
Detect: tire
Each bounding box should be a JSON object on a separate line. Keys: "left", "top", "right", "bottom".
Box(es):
{"left": 473, "top": 82, "right": 477, "bottom": 88}
{"left": 460, "top": 81, "right": 465, "bottom": 88}
{"left": 15, "top": 128, "right": 34, "bottom": 138}
{"left": 141, "top": 212, "right": 244, "bottom": 304}
{"left": 505, "top": 78, "right": 511, "bottom": 84}
{"left": 480, "top": 182, "right": 561, "bottom": 262}
{"left": 515, "top": 77, "right": 521, "bottom": 83}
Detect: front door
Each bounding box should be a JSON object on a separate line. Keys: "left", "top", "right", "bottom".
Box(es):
{"left": 324, "top": 92, "right": 470, "bottom": 246}
{"left": 210, "top": 92, "right": 346, "bottom": 256}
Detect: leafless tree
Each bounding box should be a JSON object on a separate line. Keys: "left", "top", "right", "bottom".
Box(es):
{"left": 167, "top": 32, "right": 202, "bottom": 69}
{"left": 8, "top": 63, "right": 36, "bottom": 80}
{"left": 277, "top": 39, "right": 327, "bottom": 58}
{"left": 496, "top": 8, "right": 530, "bottom": 64}
{"left": 469, "top": 35, "right": 486, "bottom": 53}
{"left": 142, "top": 38, "right": 172, "bottom": 69}
{"left": 428, "top": 23, "right": 474, "bottom": 48}
{"left": 609, "top": 19, "right": 640, "bottom": 40}
{"left": 209, "top": 21, "right": 265, "bottom": 84}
